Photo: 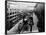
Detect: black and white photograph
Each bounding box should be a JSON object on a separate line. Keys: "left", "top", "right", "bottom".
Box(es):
{"left": 5, "top": 0, "right": 45, "bottom": 34}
